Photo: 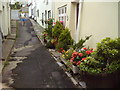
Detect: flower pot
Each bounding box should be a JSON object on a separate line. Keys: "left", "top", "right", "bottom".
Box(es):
{"left": 72, "top": 65, "right": 79, "bottom": 74}
{"left": 80, "top": 71, "right": 120, "bottom": 88}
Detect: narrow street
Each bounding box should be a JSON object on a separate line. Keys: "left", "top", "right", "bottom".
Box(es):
{"left": 9, "top": 19, "right": 76, "bottom": 88}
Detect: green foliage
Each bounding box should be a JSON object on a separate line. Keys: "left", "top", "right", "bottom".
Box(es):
{"left": 45, "top": 40, "right": 55, "bottom": 49}
{"left": 105, "top": 60, "right": 120, "bottom": 73}
{"left": 52, "top": 21, "right": 64, "bottom": 39}
{"left": 78, "top": 57, "right": 102, "bottom": 74}
{"left": 95, "top": 37, "right": 120, "bottom": 63}
{"left": 56, "top": 28, "right": 73, "bottom": 51}
{"left": 73, "top": 35, "right": 92, "bottom": 50}
{"left": 10, "top": 2, "right": 21, "bottom": 9}
{"left": 78, "top": 37, "right": 120, "bottom": 74}
{"left": 46, "top": 18, "right": 54, "bottom": 38}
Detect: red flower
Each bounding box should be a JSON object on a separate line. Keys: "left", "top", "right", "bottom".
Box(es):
{"left": 72, "top": 52, "right": 78, "bottom": 57}
{"left": 86, "top": 50, "right": 91, "bottom": 54}
{"left": 82, "top": 58, "right": 86, "bottom": 61}
{"left": 60, "top": 48, "right": 63, "bottom": 50}
{"left": 70, "top": 57, "right": 75, "bottom": 61}
{"left": 76, "top": 61, "right": 81, "bottom": 65}
{"left": 61, "top": 50, "right": 65, "bottom": 53}
{"left": 78, "top": 53, "right": 83, "bottom": 57}
{"left": 90, "top": 50, "right": 94, "bottom": 53}
{"left": 58, "top": 51, "right": 61, "bottom": 53}
{"left": 83, "top": 48, "right": 87, "bottom": 50}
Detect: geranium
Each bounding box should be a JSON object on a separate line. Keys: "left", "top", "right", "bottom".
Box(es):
{"left": 60, "top": 21, "right": 64, "bottom": 23}
{"left": 72, "top": 52, "right": 79, "bottom": 57}
{"left": 70, "top": 48, "right": 94, "bottom": 66}
{"left": 78, "top": 53, "right": 83, "bottom": 57}
{"left": 58, "top": 48, "right": 65, "bottom": 53}
{"left": 82, "top": 58, "right": 86, "bottom": 61}
{"left": 86, "top": 50, "right": 91, "bottom": 54}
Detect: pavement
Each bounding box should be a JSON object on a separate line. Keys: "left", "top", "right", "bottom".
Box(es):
{"left": 0, "top": 20, "right": 17, "bottom": 89}
{"left": 2, "top": 19, "right": 76, "bottom": 88}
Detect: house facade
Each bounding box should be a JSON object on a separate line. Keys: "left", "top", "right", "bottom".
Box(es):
{"left": 28, "top": 0, "right": 37, "bottom": 20}
{"left": 0, "top": 0, "right": 11, "bottom": 37}
{"left": 36, "top": 0, "right": 54, "bottom": 28}
{"left": 29, "top": 0, "right": 120, "bottom": 48}
{"left": 75, "top": 0, "right": 120, "bottom": 48}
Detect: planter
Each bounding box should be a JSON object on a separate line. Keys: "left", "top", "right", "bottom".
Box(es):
{"left": 72, "top": 65, "right": 79, "bottom": 74}
{"left": 80, "top": 71, "right": 120, "bottom": 88}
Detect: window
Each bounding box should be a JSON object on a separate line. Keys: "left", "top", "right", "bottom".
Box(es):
{"left": 45, "top": 10, "right": 47, "bottom": 21}
{"left": 37, "top": 10, "right": 39, "bottom": 17}
{"left": 58, "top": 5, "right": 67, "bottom": 26}
{"left": 42, "top": 13, "right": 44, "bottom": 25}
{"left": 48, "top": 10, "right": 51, "bottom": 19}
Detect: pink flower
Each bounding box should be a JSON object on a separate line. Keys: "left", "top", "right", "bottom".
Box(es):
{"left": 78, "top": 53, "right": 83, "bottom": 57}
{"left": 82, "top": 58, "right": 86, "bottom": 61}
{"left": 76, "top": 61, "right": 81, "bottom": 65}
{"left": 61, "top": 50, "right": 65, "bottom": 53}
{"left": 60, "top": 21, "right": 64, "bottom": 23}
{"left": 86, "top": 51, "right": 91, "bottom": 54}
{"left": 72, "top": 52, "right": 79, "bottom": 57}
{"left": 70, "top": 57, "right": 75, "bottom": 61}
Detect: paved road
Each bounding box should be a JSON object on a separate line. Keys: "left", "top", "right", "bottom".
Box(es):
{"left": 10, "top": 20, "right": 76, "bottom": 88}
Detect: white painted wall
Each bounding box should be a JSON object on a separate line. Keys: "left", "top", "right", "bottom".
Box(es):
{"left": 118, "top": 1, "right": 120, "bottom": 37}
{"left": 0, "top": 1, "right": 11, "bottom": 36}
{"left": 36, "top": 0, "right": 53, "bottom": 28}
{"left": 77, "top": 2, "right": 118, "bottom": 48}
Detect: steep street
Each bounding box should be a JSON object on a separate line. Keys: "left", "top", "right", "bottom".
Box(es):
{"left": 8, "top": 20, "right": 76, "bottom": 88}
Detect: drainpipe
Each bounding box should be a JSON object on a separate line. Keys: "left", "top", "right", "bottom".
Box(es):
{"left": 76, "top": 0, "right": 83, "bottom": 43}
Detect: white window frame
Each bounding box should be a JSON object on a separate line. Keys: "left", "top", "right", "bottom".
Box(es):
{"left": 58, "top": 5, "right": 67, "bottom": 26}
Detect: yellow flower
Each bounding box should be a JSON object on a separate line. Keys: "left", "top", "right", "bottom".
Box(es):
{"left": 62, "top": 55, "right": 65, "bottom": 58}
{"left": 66, "top": 51, "right": 69, "bottom": 53}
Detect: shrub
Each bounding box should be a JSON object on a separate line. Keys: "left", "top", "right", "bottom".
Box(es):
{"left": 52, "top": 21, "right": 64, "bottom": 39}
{"left": 78, "top": 37, "right": 120, "bottom": 74}
{"left": 56, "top": 28, "right": 74, "bottom": 51}
{"left": 95, "top": 37, "right": 120, "bottom": 64}
{"left": 44, "top": 18, "right": 54, "bottom": 38}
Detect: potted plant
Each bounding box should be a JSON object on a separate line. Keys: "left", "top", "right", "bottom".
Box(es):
{"left": 78, "top": 37, "right": 120, "bottom": 88}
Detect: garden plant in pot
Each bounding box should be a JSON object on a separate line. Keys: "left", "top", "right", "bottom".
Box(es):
{"left": 78, "top": 37, "right": 120, "bottom": 88}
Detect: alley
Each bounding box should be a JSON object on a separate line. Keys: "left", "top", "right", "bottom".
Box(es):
{"left": 9, "top": 19, "right": 76, "bottom": 88}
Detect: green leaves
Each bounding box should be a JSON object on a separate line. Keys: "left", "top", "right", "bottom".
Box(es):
{"left": 78, "top": 37, "right": 120, "bottom": 74}
{"left": 73, "top": 35, "right": 92, "bottom": 50}
{"left": 52, "top": 21, "right": 64, "bottom": 39}
{"left": 56, "top": 28, "right": 73, "bottom": 51}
